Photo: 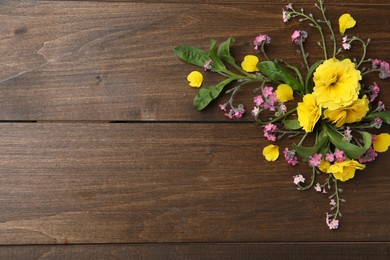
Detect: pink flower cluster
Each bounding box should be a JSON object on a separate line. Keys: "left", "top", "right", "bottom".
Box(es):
{"left": 219, "top": 104, "right": 245, "bottom": 119}
{"left": 263, "top": 123, "right": 277, "bottom": 141}
{"left": 372, "top": 59, "right": 390, "bottom": 79}
{"left": 293, "top": 174, "right": 305, "bottom": 185}
{"left": 283, "top": 148, "right": 299, "bottom": 165}
{"left": 367, "top": 82, "right": 380, "bottom": 102}
{"left": 309, "top": 153, "right": 322, "bottom": 167}
{"left": 253, "top": 34, "right": 271, "bottom": 51}
{"left": 332, "top": 149, "right": 346, "bottom": 162}
{"left": 252, "top": 86, "right": 283, "bottom": 116}
{"left": 358, "top": 147, "right": 378, "bottom": 164}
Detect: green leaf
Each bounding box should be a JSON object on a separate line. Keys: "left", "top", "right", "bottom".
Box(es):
{"left": 305, "top": 60, "right": 323, "bottom": 93}
{"left": 193, "top": 78, "right": 235, "bottom": 110}
{"left": 366, "top": 111, "right": 390, "bottom": 124}
{"left": 283, "top": 119, "right": 302, "bottom": 130}
{"left": 208, "top": 40, "right": 226, "bottom": 71}
{"left": 218, "top": 37, "right": 237, "bottom": 67}
{"left": 293, "top": 134, "right": 328, "bottom": 158}
{"left": 258, "top": 61, "right": 303, "bottom": 93}
{"left": 325, "top": 124, "right": 371, "bottom": 159}
{"left": 173, "top": 45, "right": 210, "bottom": 67}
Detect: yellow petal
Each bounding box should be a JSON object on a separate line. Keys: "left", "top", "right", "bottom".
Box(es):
{"left": 187, "top": 71, "right": 203, "bottom": 88}
{"left": 318, "top": 160, "right": 330, "bottom": 173}
{"left": 373, "top": 133, "right": 390, "bottom": 153}
{"left": 241, "top": 55, "right": 259, "bottom": 72}
{"left": 262, "top": 144, "right": 279, "bottom": 161}
{"left": 339, "top": 13, "right": 356, "bottom": 36}
{"left": 275, "top": 84, "right": 294, "bottom": 102}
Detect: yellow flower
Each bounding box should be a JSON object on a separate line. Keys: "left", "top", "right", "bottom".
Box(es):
{"left": 241, "top": 55, "right": 259, "bottom": 72}
{"left": 263, "top": 144, "right": 279, "bottom": 161}
{"left": 318, "top": 160, "right": 331, "bottom": 173}
{"left": 339, "top": 13, "right": 356, "bottom": 36}
{"left": 373, "top": 133, "right": 390, "bottom": 153}
{"left": 297, "top": 93, "right": 322, "bottom": 133}
{"left": 187, "top": 71, "right": 203, "bottom": 88}
{"left": 323, "top": 96, "right": 369, "bottom": 127}
{"left": 327, "top": 160, "right": 365, "bottom": 182}
{"left": 275, "top": 84, "right": 294, "bottom": 102}
{"left": 313, "top": 58, "right": 361, "bottom": 110}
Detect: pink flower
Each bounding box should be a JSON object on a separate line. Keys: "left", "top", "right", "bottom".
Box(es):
{"left": 253, "top": 34, "right": 271, "bottom": 50}
{"left": 254, "top": 95, "right": 264, "bottom": 106}
{"left": 325, "top": 153, "right": 335, "bottom": 163}
{"left": 283, "top": 148, "right": 299, "bottom": 165}
{"left": 263, "top": 86, "right": 274, "bottom": 97}
{"left": 330, "top": 199, "right": 337, "bottom": 207}
{"left": 251, "top": 106, "right": 260, "bottom": 117}
{"left": 334, "top": 149, "right": 346, "bottom": 162}
{"left": 293, "top": 174, "right": 305, "bottom": 185}
{"left": 326, "top": 213, "right": 339, "bottom": 230}
{"left": 309, "top": 153, "right": 322, "bottom": 167}
{"left": 203, "top": 60, "right": 213, "bottom": 71}
{"left": 291, "top": 30, "right": 308, "bottom": 45}
{"left": 314, "top": 183, "right": 322, "bottom": 192}
{"left": 219, "top": 104, "right": 227, "bottom": 111}
{"left": 263, "top": 123, "right": 277, "bottom": 141}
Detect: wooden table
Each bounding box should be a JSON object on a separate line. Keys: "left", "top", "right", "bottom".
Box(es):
{"left": 0, "top": 0, "right": 389, "bottom": 258}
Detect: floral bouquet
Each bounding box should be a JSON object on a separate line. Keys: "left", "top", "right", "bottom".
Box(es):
{"left": 173, "top": 0, "right": 390, "bottom": 229}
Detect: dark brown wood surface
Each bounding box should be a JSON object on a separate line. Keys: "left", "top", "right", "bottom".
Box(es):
{"left": 0, "top": 0, "right": 389, "bottom": 258}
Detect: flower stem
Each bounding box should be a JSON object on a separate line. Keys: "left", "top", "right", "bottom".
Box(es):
{"left": 317, "top": 0, "right": 337, "bottom": 57}
{"left": 299, "top": 41, "right": 310, "bottom": 71}
{"left": 349, "top": 37, "right": 370, "bottom": 68}
{"left": 255, "top": 108, "right": 297, "bottom": 125}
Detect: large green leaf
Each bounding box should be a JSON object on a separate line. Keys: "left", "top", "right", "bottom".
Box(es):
{"left": 258, "top": 61, "right": 303, "bottom": 93}
{"left": 193, "top": 78, "right": 235, "bottom": 110}
{"left": 217, "top": 37, "right": 237, "bottom": 67}
{"left": 325, "top": 124, "right": 371, "bottom": 159}
{"left": 173, "top": 45, "right": 210, "bottom": 67}
{"left": 208, "top": 40, "right": 226, "bottom": 71}
{"left": 366, "top": 111, "right": 390, "bottom": 124}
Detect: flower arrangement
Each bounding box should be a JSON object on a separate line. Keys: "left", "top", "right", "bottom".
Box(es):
{"left": 173, "top": 0, "right": 390, "bottom": 229}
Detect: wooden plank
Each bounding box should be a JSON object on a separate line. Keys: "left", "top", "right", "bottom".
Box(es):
{"left": 0, "top": 243, "right": 389, "bottom": 259}
{"left": 0, "top": 1, "right": 389, "bottom": 120}
{"left": 0, "top": 123, "right": 389, "bottom": 244}
{"left": 50, "top": 0, "right": 390, "bottom": 4}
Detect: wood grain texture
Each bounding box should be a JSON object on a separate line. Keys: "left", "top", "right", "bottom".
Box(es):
{"left": 50, "top": 0, "right": 390, "bottom": 4}
{"left": 0, "top": 1, "right": 388, "bottom": 120}
{"left": 0, "top": 123, "right": 389, "bottom": 244}
{"left": 1, "top": 243, "right": 389, "bottom": 260}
